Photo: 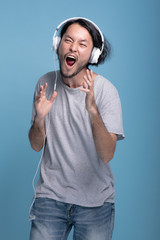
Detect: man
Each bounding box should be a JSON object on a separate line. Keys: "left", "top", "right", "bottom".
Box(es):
{"left": 29, "top": 17, "right": 124, "bottom": 240}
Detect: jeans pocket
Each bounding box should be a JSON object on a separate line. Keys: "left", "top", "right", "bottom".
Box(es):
{"left": 29, "top": 198, "right": 36, "bottom": 221}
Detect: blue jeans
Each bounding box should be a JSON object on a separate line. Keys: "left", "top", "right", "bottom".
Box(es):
{"left": 29, "top": 198, "right": 115, "bottom": 240}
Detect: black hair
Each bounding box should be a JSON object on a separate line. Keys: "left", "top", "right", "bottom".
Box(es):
{"left": 60, "top": 18, "right": 111, "bottom": 66}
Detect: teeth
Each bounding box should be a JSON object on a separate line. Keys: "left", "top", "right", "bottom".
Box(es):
{"left": 67, "top": 55, "right": 76, "bottom": 60}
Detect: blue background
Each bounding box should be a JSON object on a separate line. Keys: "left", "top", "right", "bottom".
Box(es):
{"left": 0, "top": 0, "right": 160, "bottom": 239}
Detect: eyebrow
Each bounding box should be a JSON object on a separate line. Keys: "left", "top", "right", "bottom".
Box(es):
{"left": 64, "top": 34, "right": 89, "bottom": 43}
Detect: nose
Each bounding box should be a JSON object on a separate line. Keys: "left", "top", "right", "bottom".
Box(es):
{"left": 69, "top": 42, "right": 77, "bottom": 52}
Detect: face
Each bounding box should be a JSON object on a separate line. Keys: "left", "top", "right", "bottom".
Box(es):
{"left": 58, "top": 23, "right": 93, "bottom": 79}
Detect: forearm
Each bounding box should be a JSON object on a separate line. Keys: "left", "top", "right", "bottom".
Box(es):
{"left": 88, "top": 107, "right": 117, "bottom": 163}
{"left": 29, "top": 115, "right": 46, "bottom": 152}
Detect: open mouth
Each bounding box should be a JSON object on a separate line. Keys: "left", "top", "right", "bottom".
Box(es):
{"left": 66, "top": 55, "right": 76, "bottom": 67}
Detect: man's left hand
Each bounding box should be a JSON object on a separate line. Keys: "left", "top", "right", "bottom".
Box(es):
{"left": 80, "top": 69, "right": 97, "bottom": 113}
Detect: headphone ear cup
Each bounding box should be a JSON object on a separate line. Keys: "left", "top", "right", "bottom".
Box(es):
{"left": 89, "top": 47, "right": 101, "bottom": 64}
{"left": 52, "top": 36, "right": 61, "bottom": 52}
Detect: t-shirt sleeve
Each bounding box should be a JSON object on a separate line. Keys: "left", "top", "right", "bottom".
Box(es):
{"left": 30, "top": 71, "right": 55, "bottom": 126}
{"left": 102, "top": 97, "right": 125, "bottom": 140}
{"left": 30, "top": 81, "right": 41, "bottom": 126}
{"left": 97, "top": 79, "right": 125, "bottom": 141}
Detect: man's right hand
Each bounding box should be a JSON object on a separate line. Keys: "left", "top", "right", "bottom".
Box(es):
{"left": 29, "top": 83, "right": 57, "bottom": 152}
{"left": 35, "top": 83, "right": 57, "bottom": 121}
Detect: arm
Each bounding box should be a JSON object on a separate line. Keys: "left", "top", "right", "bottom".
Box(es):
{"left": 29, "top": 116, "right": 46, "bottom": 152}
{"left": 80, "top": 69, "right": 117, "bottom": 163}
{"left": 29, "top": 83, "right": 57, "bottom": 152}
{"left": 88, "top": 107, "right": 117, "bottom": 163}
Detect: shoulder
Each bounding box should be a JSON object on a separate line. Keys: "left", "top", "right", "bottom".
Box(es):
{"left": 94, "top": 75, "right": 119, "bottom": 101}
{"left": 34, "top": 71, "right": 59, "bottom": 93}
{"left": 37, "top": 71, "right": 57, "bottom": 85}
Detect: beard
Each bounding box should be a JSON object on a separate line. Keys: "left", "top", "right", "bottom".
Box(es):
{"left": 59, "top": 59, "right": 89, "bottom": 79}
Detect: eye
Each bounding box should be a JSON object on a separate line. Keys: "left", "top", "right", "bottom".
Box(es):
{"left": 65, "top": 38, "right": 72, "bottom": 43}
{"left": 80, "top": 43, "right": 87, "bottom": 47}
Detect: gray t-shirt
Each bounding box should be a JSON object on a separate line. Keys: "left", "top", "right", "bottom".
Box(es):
{"left": 31, "top": 71, "right": 124, "bottom": 207}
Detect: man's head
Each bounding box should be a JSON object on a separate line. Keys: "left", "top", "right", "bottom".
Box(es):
{"left": 53, "top": 17, "right": 111, "bottom": 78}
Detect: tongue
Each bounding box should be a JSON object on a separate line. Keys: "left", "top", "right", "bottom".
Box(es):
{"left": 66, "top": 58, "right": 75, "bottom": 66}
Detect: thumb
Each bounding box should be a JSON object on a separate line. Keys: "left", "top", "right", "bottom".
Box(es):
{"left": 49, "top": 91, "right": 58, "bottom": 103}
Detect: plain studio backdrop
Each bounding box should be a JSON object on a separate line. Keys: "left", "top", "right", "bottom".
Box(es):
{"left": 0, "top": 0, "right": 159, "bottom": 239}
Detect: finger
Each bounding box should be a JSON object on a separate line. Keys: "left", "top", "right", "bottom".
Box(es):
{"left": 36, "top": 87, "right": 43, "bottom": 100}
{"left": 49, "top": 91, "right": 58, "bottom": 103}
{"left": 36, "top": 83, "right": 46, "bottom": 101}
{"left": 38, "top": 85, "right": 43, "bottom": 98}
{"left": 80, "top": 88, "right": 90, "bottom": 93}
{"left": 83, "top": 75, "right": 91, "bottom": 88}
{"left": 40, "top": 85, "right": 43, "bottom": 92}
{"left": 86, "top": 69, "right": 93, "bottom": 81}
{"left": 44, "top": 83, "right": 48, "bottom": 91}
{"left": 83, "top": 80, "right": 89, "bottom": 89}
{"left": 87, "top": 69, "right": 94, "bottom": 90}
{"left": 36, "top": 95, "right": 41, "bottom": 101}
{"left": 35, "top": 95, "right": 42, "bottom": 104}
{"left": 41, "top": 83, "right": 48, "bottom": 96}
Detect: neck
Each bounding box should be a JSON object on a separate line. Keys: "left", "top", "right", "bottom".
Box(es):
{"left": 61, "top": 68, "right": 87, "bottom": 88}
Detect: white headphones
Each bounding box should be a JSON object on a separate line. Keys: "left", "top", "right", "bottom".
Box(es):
{"left": 52, "top": 17, "right": 104, "bottom": 64}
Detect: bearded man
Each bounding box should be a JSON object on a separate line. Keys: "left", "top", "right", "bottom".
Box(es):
{"left": 29, "top": 17, "right": 125, "bottom": 240}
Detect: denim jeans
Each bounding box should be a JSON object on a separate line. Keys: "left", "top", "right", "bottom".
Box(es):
{"left": 29, "top": 198, "right": 115, "bottom": 240}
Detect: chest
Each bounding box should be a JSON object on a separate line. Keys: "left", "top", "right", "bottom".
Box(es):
{"left": 47, "top": 87, "right": 91, "bottom": 135}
